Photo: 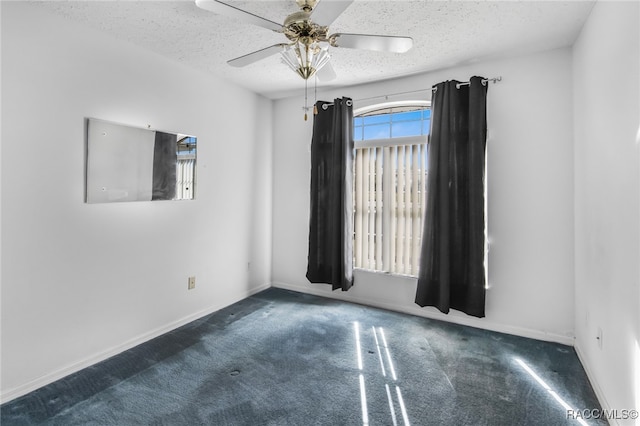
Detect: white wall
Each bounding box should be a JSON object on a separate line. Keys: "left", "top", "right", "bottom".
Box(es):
{"left": 573, "top": 1, "right": 640, "bottom": 422}
{"left": 4, "top": 0, "right": 637, "bottom": 418}
{"left": 272, "top": 48, "right": 576, "bottom": 344}
{"left": 0, "top": 2, "right": 272, "bottom": 401}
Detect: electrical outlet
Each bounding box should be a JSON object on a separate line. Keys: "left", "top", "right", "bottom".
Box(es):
{"left": 188, "top": 276, "right": 196, "bottom": 290}
{"left": 596, "top": 327, "right": 603, "bottom": 349}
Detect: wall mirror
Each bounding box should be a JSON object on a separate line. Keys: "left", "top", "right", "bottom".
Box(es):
{"left": 86, "top": 118, "right": 196, "bottom": 203}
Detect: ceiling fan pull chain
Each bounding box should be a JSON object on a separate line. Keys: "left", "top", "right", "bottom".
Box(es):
{"left": 304, "top": 78, "right": 309, "bottom": 121}
{"left": 313, "top": 75, "right": 319, "bottom": 116}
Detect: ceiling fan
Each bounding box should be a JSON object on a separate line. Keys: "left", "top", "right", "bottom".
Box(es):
{"left": 195, "top": 0, "right": 413, "bottom": 81}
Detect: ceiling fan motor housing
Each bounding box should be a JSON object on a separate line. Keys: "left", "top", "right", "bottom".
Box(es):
{"left": 283, "top": 11, "right": 328, "bottom": 45}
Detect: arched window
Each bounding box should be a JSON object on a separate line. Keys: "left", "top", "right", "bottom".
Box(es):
{"left": 353, "top": 101, "right": 430, "bottom": 276}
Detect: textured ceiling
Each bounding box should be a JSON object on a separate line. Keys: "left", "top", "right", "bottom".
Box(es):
{"left": 34, "top": 0, "right": 595, "bottom": 99}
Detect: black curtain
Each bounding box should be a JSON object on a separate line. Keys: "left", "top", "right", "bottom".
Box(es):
{"left": 306, "top": 97, "right": 354, "bottom": 291}
{"left": 415, "top": 76, "right": 488, "bottom": 317}
{"left": 152, "top": 131, "right": 177, "bottom": 201}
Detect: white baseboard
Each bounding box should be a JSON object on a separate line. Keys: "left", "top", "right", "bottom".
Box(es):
{"left": 2, "top": 280, "right": 576, "bottom": 405}
{"left": 0, "top": 282, "right": 271, "bottom": 405}
{"left": 272, "top": 281, "right": 575, "bottom": 346}
{"left": 573, "top": 341, "right": 616, "bottom": 426}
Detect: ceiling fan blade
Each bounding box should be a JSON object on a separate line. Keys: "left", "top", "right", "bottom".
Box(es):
{"left": 310, "top": 0, "right": 353, "bottom": 26}
{"left": 316, "top": 61, "right": 337, "bottom": 81}
{"left": 228, "top": 44, "right": 287, "bottom": 67}
{"left": 331, "top": 33, "right": 413, "bottom": 53}
{"left": 195, "top": 0, "right": 283, "bottom": 32}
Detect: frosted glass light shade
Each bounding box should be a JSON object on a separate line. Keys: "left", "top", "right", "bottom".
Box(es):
{"left": 281, "top": 42, "right": 330, "bottom": 80}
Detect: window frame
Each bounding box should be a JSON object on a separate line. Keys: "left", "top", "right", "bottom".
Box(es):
{"left": 352, "top": 100, "right": 431, "bottom": 278}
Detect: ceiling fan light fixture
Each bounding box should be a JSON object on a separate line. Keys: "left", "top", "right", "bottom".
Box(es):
{"left": 281, "top": 42, "right": 330, "bottom": 80}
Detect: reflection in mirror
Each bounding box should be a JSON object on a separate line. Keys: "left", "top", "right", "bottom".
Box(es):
{"left": 86, "top": 118, "right": 196, "bottom": 203}
{"left": 176, "top": 135, "right": 196, "bottom": 200}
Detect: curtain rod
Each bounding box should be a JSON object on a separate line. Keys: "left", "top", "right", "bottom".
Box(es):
{"left": 456, "top": 76, "right": 501, "bottom": 88}
{"left": 437, "top": 76, "right": 502, "bottom": 92}
{"left": 351, "top": 76, "right": 502, "bottom": 103}
{"left": 320, "top": 99, "right": 353, "bottom": 110}
{"left": 320, "top": 76, "right": 502, "bottom": 109}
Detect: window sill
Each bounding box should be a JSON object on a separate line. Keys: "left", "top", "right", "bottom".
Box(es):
{"left": 353, "top": 268, "right": 418, "bottom": 282}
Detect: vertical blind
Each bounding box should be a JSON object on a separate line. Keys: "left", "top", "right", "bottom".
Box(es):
{"left": 176, "top": 157, "right": 195, "bottom": 200}
{"left": 354, "top": 139, "right": 428, "bottom": 276}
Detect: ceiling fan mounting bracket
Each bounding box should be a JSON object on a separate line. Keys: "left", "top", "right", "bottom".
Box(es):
{"left": 295, "top": 0, "right": 318, "bottom": 12}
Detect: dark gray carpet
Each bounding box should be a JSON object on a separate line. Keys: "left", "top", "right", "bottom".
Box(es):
{"left": 1, "top": 288, "right": 604, "bottom": 425}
